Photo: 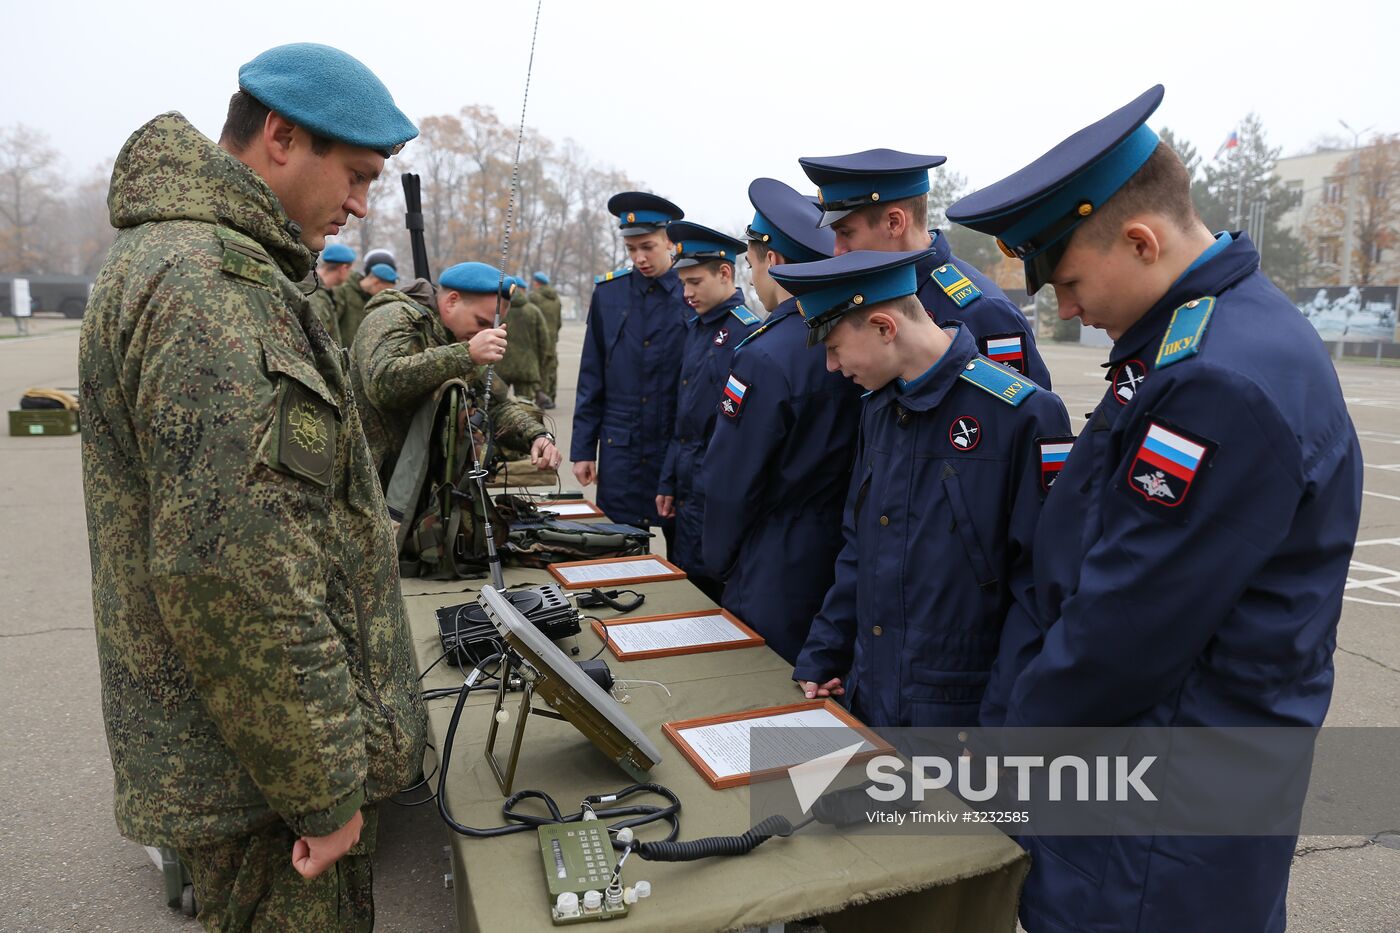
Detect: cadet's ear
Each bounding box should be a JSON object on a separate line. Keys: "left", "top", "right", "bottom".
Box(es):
{"left": 885, "top": 206, "right": 910, "bottom": 239}
{"left": 867, "top": 310, "right": 899, "bottom": 342}
{"left": 1123, "top": 221, "right": 1162, "bottom": 267}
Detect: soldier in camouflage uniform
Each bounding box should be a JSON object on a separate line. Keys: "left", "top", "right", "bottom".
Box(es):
{"left": 530, "top": 271, "right": 562, "bottom": 407}
{"left": 494, "top": 277, "right": 547, "bottom": 403}
{"left": 350, "top": 261, "right": 561, "bottom": 482}
{"left": 335, "top": 247, "right": 397, "bottom": 347}
{"left": 79, "top": 44, "right": 425, "bottom": 932}
{"left": 307, "top": 242, "right": 355, "bottom": 343}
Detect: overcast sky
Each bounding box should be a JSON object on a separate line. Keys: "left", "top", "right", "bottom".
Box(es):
{"left": 4, "top": 0, "right": 1397, "bottom": 235}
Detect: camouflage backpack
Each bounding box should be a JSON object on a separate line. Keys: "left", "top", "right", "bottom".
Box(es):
{"left": 494, "top": 494, "right": 652, "bottom": 568}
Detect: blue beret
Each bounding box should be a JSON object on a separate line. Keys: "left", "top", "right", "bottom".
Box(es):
{"left": 666, "top": 221, "right": 747, "bottom": 269}
{"left": 440, "top": 261, "right": 506, "bottom": 295}
{"left": 607, "top": 191, "right": 684, "bottom": 235}
{"left": 769, "top": 248, "right": 934, "bottom": 347}
{"left": 746, "top": 178, "right": 835, "bottom": 263}
{"left": 799, "top": 149, "right": 947, "bottom": 227}
{"left": 532, "top": 271, "right": 550, "bottom": 285}
{"left": 238, "top": 43, "right": 418, "bottom": 157}
{"left": 368, "top": 262, "right": 397, "bottom": 283}
{"left": 320, "top": 243, "right": 355, "bottom": 264}
{"left": 946, "top": 86, "right": 1164, "bottom": 294}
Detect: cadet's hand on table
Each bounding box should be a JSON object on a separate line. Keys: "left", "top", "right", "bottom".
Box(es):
{"left": 800, "top": 677, "right": 845, "bottom": 699}
{"left": 573, "top": 461, "right": 596, "bottom": 487}
{"left": 655, "top": 495, "right": 675, "bottom": 519}
{"left": 469, "top": 325, "right": 508, "bottom": 364}
{"left": 292, "top": 808, "right": 362, "bottom": 879}
{"left": 531, "top": 436, "right": 561, "bottom": 469}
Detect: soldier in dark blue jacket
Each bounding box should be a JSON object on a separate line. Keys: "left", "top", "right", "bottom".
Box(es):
{"left": 948, "top": 86, "right": 1363, "bottom": 933}
{"left": 654, "top": 221, "right": 761, "bottom": 600}
{"left": 700, "top": 178, "right": 859, "bottom": 663}
{"left": 798, "top": 149, "right": 1051, "bottom": 388}
{"left": 773, "top": 249, "right": 1070, "bottom": 729}
{"left": 571, "top": 192, "right": 690, "bottom": 549}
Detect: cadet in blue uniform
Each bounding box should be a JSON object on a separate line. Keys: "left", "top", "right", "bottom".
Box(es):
{"left": 799, "top": 149, "right": 1052, "bottom": 388}
{"left": 700, "top": 179, "right": 859, "bottom": 663}
{"left": 948, "top": 86, "right": 1363, "bottom": 933}
{"left": 571, "top": 192, "right": 690, "bottom": 548}
{"left": 653, "top": 221, "right": 760, "bottom": 600}
{"left": 774, "top": 249, "right": 1070, "bottom": 729}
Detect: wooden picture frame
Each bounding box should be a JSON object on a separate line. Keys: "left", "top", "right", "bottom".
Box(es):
{"left": 547, "top": 554, "right": 688, "bottom": 589}
{"left": 590, "top": 609, "right": 765, "bottom": 661}
{"left": 662, "top": 699, "right": 894, "bottom": 790}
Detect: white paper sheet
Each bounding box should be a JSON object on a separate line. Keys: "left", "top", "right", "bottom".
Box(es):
{"left": 676, "top": 708, "right": 870, "bottom": 779}
{"left": 541, "top": 501, "right": 597, "bottom": 517}
{"left": 555, "top": 558, "right": 673, "bottom": 584}
{"left": 603, "top": 614, "right": 748, "bottom": 654}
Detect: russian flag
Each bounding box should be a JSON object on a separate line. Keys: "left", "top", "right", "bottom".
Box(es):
{"left": 1138, "top": 423, "right": 1206, "bottom": 480}
{"left": 986, "top": 336, "right": 1024, "bottom": 367}
{"left": 724, "top": 374, "right": 747, "bottom": 405}
{"left": 1213, "top": 130, "right": 1239, "bottom": 160}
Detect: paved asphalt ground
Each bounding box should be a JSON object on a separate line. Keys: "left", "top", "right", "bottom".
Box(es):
{"left": 1, "top": 313, "right": 1396, "bottom": 931}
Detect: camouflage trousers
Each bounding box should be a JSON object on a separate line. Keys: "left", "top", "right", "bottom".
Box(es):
{"left": 178, "top": 808, "right": 377, "bottom": 932}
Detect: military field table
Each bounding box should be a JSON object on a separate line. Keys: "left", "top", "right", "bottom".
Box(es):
{"left": 402, "top": 556, "right": 1027, "bottom": 932}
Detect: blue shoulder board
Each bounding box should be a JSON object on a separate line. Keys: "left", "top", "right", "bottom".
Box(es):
{"left": 929, "top": 263, "right": 982, "bottom": 309}
{"left": 594, "top": 266, "right": 631, "bottom": 285}
{"left": 735, "top": 319, "right": 774, "bottom": 350}
{"left": 958, "top": 356, "right": 1036, "bottom": 406}
{"left": 1155, "top": 296, "right": 1215, "bottom": 368}
{"left": 728, "top": 304, "right": 761, "bottom": 326}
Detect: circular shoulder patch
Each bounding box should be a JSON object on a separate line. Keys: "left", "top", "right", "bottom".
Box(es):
{"left": 949, "top": 415, "right": 981, "bottom": 451}
{"left": 1111, "top": 359, "right": 1147, "bottom": 405}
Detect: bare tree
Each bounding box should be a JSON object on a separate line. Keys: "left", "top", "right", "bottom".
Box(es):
{"left": 0, "top": 124, "right": 63, "bottom": 274}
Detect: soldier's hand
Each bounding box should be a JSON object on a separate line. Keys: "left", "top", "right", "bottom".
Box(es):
{"left": 573, "top": 461, "right": 597, "bottom": 487}
{"left": 800, "top": 677, "right": 845, "bottom": 699}
{"left": 531, "top": 436, "right": 561, "bottom": 470}
{"left": 292, "top": 809, "right": 363, "bottom": 880}
{"left": 468, "top": 326, "right": 508, "bottom": 364}
{"left": 655, "top": 494, "right": 675, "bottom": 519}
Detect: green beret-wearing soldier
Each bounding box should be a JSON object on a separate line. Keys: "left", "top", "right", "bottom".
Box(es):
{"left": 308, "top": 241, "right": 355, "bottom": 343}
{"left": 79, "top": 43, "right": 426, "bottom": 931}
{"left": 531, "top": 271, "right": 562, "bottom": 407}
{"left": 351, "top": 261, "right": 562, "bottom": 482}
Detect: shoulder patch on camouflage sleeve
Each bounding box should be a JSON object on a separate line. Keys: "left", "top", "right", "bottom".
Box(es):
{"left": 216, "top": 230, "right": 279, "bottom": 290}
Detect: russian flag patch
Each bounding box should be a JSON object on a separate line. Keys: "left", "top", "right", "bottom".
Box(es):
{"left": 721, "top": 373, "right": 749, "bottom": 419}
{"left": 1037, "top": 435, "right": 1075, "bottom": 493}
{"left": 1127, "top": 419, "right": 1216, "bottom": 508}
{"left": 981, "top": 333, "right": 1027, "bottom": 375}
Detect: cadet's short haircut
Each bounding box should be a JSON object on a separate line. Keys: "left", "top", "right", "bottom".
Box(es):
{"left": 852, "top": 195, "right": 928, "bottom": 232}
{"left": 1080, "top": 142, "right": 1200, "bottom": 246}
{"left": 220, "top": 90, "right": 333, "bottom": 156}
{"left": 843, "top": 293, "right": 926, "bottom": 331}
{"left": 747, "top": 240, "right": 771, "bottom": 262}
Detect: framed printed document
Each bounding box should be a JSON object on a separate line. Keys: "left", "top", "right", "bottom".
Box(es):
{"left": 539, "top": 499, "right": 605, "bottom": 519}
{"left": 591, "top": 609, "right": 765, "bottom": 661}
{"left": 662, "top": 699, "right": 893, "bottom": 790}
{"left": 547, "top": 555, "right": 687, "bottom": 589}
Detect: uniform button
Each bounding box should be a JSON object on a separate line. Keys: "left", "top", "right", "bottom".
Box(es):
{"left": 1187, "top": 299, "right": 1200, "bottom": 308}
{"left": 679, "top": 436, "right": 688, "bottom": 443}
{"left": 965, "top": 362, "right": 976, "bottom": 371}
{"left": 641, "top": 395, "right": 648, "bottom": 404}
{"left": 682, "top": 378, "right": 688, "bottom": 386}
{"left": 607, "top": 438, "right": 613, "bottom": 445}
{"left": 879, "top": 515, "right": 889, "bottom": 526}
{"left": 643, "top": 339, "right": 651, "bottom": 347}
{"left": 640, "top": 457, "right": 648, "bottom": 464}
{"left": 872, "top": 625, "right": 883, "bottom": 636}
{"left": 648, "top": 285, "right": 656, "bottom": 293}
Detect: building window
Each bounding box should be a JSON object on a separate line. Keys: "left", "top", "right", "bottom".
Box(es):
{"left": 1369, "top": 242, "right": 1384, "bottom": 264}
{"left": 1318, "top": 238, "right": 1341, "bottom": 265}
{"left": 1324, "top": 177, "right": 1344, "bottom": 205}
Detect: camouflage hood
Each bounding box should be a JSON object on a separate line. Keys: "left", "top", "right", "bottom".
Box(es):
{"left": 108, "top": 112, "right": 314, "bottom": 282}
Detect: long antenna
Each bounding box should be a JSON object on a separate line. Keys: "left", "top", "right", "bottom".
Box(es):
{"left": 468, "top": 0, "right": 544, "bottom": 590}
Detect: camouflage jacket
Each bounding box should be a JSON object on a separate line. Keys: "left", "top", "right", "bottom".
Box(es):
{"left": 350, "top": 289, "right": 547, "bottom": 477}
{"left": 533, "top": 284, "right": 562, "bottom": 334}
{"left": 496, "top": 291, "right": 545, "bottom": 395}
{"left": 335, "top": 271, "right": 373, "bottom": 347}
{"left": 307, "top": 282, "right": 343, "bottom": 345}
{"left": 79, "top": 112, "right": 426, "bottom": 848}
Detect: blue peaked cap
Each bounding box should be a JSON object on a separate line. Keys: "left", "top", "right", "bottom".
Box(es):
{"left": 746, "top": 178, "right": 834, "bottom": 263}
{"left": 606, "top": 191, "right": 683, "bottom": 235}
{"left": 238, "top": 43, "right": 418, "bottom": 157}
{"left": 440, "top": 261, "right": 507, "bottom": 295}
{"left": 320, "top": 242, "right": 355, "bottom": 264}
{"left": 799, "top": 149, "right": 947, "bottom": 227}
{"left": 946, "top": 85, "right": 1165, "bottom": 293}
{"left": 666, "top": 221, "right": 746, "bottom": 269}
{"left": 769, "top": 248, "right": 935, "bottom": 347}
